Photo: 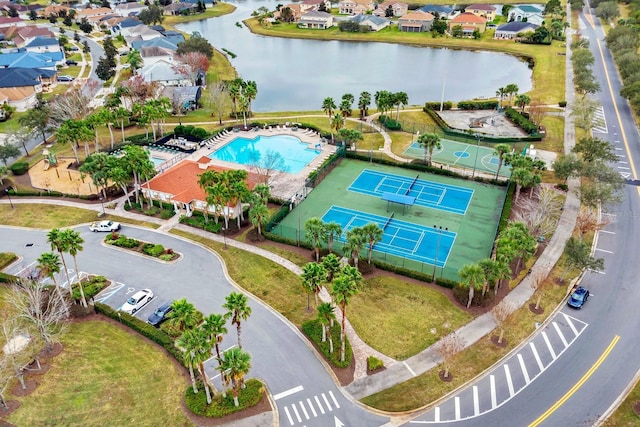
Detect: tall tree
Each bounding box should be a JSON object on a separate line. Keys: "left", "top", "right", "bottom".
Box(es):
{"left": 330, "top": 266, "right": 362, "bottom": 362}
{"left": 47, "top": 228, "right": 73, "bottom": 296}
{"left": 19, "top": 106, "right": 52, "bottom": 145}
{"left": 201, "top": 313, "right": 227, "bottom": 376}
{"left": 343, "top": 227, "right": 365, "bottom": 269}
{"left": 317, "top": 302, "right": 336, "bottom": 352}
{"left": 561, "top": 237, "right": 605, "bottom": 281}
{"left": 61, "top": 229, "right": 87, "bottom": 307}
{"left": 504, "top": 83, "right": 519, "bottom": 106}
{"left": 362, "top": 222, "right": 383, "bottom": 264}
{"left": 219, "top": 347, "right": 252, "bottom": 407}
{"left": 177, "top": 328, "right": 201, "bottom": 394}
{"left": 167, "top": 298, "right": 198, "bottom": 331}
{"left": 357, "top": 91, "right": 371, "bottom": 119}
{"left": 223, "top": 292, "right": 252, "bottom": 349}
{"left": 301, "top": 262, "right": 326, "bottom": 310}
{"left": 393, "top": 91, "right": 408, "bottom": 120}
{"left": 324, "top": 222, "right": 343, "bottom": 254}
{"left": 416, "top": 133, "right": 442, "bottom": 166}
{"left": 305, "top": 217, "right": 326, "bottom": 262}
{"left": 493, "top": 143, "right": 511, "bottom": 179}
{"left": 459, "top": 263, "right": 485, "bottom": 309}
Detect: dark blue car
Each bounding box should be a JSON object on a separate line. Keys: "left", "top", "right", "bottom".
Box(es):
{"left": 568, "top": 286, "right": 590, "bottom": 309}
{"left": 147, "top": 301, "right": 174, "bottom": 326}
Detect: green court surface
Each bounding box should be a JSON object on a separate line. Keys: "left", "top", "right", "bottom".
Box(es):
{"left": 403, "top": 138, "right": 516, "bottom": 178}
{"left": 271, "top": 159, "right": 507, "bottom": 281}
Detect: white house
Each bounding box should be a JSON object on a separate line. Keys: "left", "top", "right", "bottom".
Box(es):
{"left": 298, "top": 11, "right": 334, "bottom": 29}
{"left": 508, "top": 5, "right": 545, "bottom": 27}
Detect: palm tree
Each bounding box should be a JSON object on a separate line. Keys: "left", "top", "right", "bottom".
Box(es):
{"left": 167, "top": 298, "right": 198, "bottom": 331}
{"left": 459, "top": 263, "right": 485, "bottom": 309}
{"left": 504, "top": 83, "right": 519, "bottom": 106}
{"left": 61, "top": 229, "right": 87, "bottom": 307}
{"left": 220, "top": 347, "right": 252, "bottom": 407}
{"left": 177, "top": 328, "right": 200, "bottom": 394}
{"left": 244, "top": 80, "right": 258, "bottom": 116}
{"left": 515, "top": 94, "right": 531, "bottom": 113}
{"left": 494, "top": 258, "right": 512, "bottom": 295}
{"left": 478, "top": 258, "right": 498, "bottom": 296}
{"left": 330, "top": 268, "right": 362, "bottom": 362}
{"left": 301, "top": 262, "right": 326, "bottom": 310}
{"left": 416, "top": 133, "right": 441, "bottom": 166}
{"left": 249, "top": 203, "right": 269, "bottom": 236}
{"left": 202, "top": 313, "right": 228, "bottom": 397}
{"left": 322, "top": 97, "right": 336, "bottom": 123}
{"left": 36, "top": 252, "right": 68, "bottom": 309}
{"left": 324, "top": 222, "right": 343, "bottom": 254}
{"left": 317, "top": 302, "right": 336, "bottom": 353}
{"left": 393, "top": 91, "right": 408, "bottom": 120}
{"left": 47, "top": 228, "right": 72, "bottom": 296}
{"left": 321, "top": 253, "right": 341, "bottom": 283}
{"left": 357, "top": 91, "right": 371, "bottom": 119}
{"left": 495, "top": 87, "right": 507, "bottom": 108}
{"left": 339, "top": 99, "right": 352, "bottom": 117}
{"left": 361, "top": 223, "right": 383, "bottom": 264}
{"left": 223, "top": 292, "right": 252, "bottom": 349}
{"left": 343, "top": 227, "right": 365, "bottom": 269}
{"left": 305, "top": 217, "right": 326, "bottom": 262}
{"left": 332, "top": 113, "right": 345, "bottom": 138}
{"left": 493, "top": 143, "right": 511, "bottom": 179}
{"left": 193, "top": 327, "right": 216, "bottom": 403}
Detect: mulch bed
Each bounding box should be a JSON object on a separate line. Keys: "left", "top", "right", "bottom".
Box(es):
{"left": 529, "top": 303, "right": 544, "bottom": 315}
{"left": 439, "top": 370, "right": 454, "bottom": 382}
{"left": 632, "top": 401, "right": 640, "bottom": 416}
{"left": 24, "top": 361, "right": 51, "bottom": 376}
{"left": 367, "top": 366, "right": 387, "bottom": 376}
{"left": 182, "top": 391, "right": 271, "bottom": 427}
{"left": 10, "top": 379, "right": 38, "bottom": 398}
{"left": 38, "top": 343, "right": 63, "bottom": 360}
{"left": 490, "top": 335, "right": 508, "bottom": 348}
{"left": 0, "top": 401, "right": 20, "bottom": 420}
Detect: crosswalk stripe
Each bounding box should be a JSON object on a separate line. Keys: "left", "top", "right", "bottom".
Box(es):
{"left": 314, "top": 396, "right": 324, "bottom": 414}
{"left": 307, "top": 398, "right": 317, "bottom": 417}
{"left": 292, "top": 404, "right": 301, "bottom": 423}
{"left": 530, "top": 342, "right": 545, "bottom": 372}
{"left": 561, "top": 312, "right": 580, "bottom": 336}
{"left": 553, "top": 322, "right": 569, "bottom": 348}
{"left": 322, "top": 393, "right": 332, "bottom": 411}
{"left": 299, "top": 401, "right": 309, "bottom": 420}
{"left": 284, "top": 407, "right": 294, "bottom": 425}
{"left": 518, "top": 354, "right": 531, "bottom": 384}
{"left": 329, "top": 391, "right": 340, "bottom": 409}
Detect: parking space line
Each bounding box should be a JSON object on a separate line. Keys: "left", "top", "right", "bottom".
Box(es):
{"left": 553, "top": 323, "right": 569, "bottom": 348}
{"left": 314, "top": 396, "right": 324, "bottom": 414}
{"left": 454, "top": 396, "right": 461, "bottom": 420}
{"left": 490, "top": 375, "right": 497, "bottom": 408}
{"left": 307, "top": 398, "right": 317, "bottom": 417}
{"left": 434, "top": 407, "right": 440, "bottom": 422}
{"left": 473, "top": 386, "right": 479, "bottom": 416}
{"left": 504, "top": 364, "right": 515, "bottom": 397}
{"left": 542, "top": 332, "right": 557, "bottom": 359}
{"left": 530, "top": 343, "right": 545, "bottom": 372}
{"left": 561, "top": 313, "right": 580, "bottom": 336}
{"left": 517, "top": 354, "right": 530, "bottom": 384}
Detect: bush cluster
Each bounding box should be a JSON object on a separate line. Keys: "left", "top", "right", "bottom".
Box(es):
{"left": 95, "top": 302, "right": 184, "bottom": 364}
{"left": 179, "top": 212, "right": 222, "bottom": 233}
{"left": 457, "top": 100, "right": 500, "bottom": 110}
{"left": 302, "top": 319, "right": 352, "bottom": 368}
{"left": 378, "top": 115, "right": 402, "bottom": 130}
{"left": 143, "top": 243, "right": 166, "bottom": 257}
{"left": 173, "top": 125, "right": 209, "bottom": 140}
{"left": 367, "top": 356, "right": 384, "bottom": 372}
{"left": 10, "top": 162, "right": 29, "bottom": 175}
{"left": 504, "top": 107, "right": 538, "bottom": 134}
{"left": 184, "top": 379, "right": 265, "bottom": 417}
{"left": 72, "top": 275, "right": 109, "bottom": 300}
{"left": 498, "top": 181, "right": 516, "bottom": 233}
{"left": 265, "top": 205, "right": 292, "bottom": 233}
{"left": 110, "top": 235, "right": 141, "bottom": 249}
{"left": 424, "top": 101, "right": 452, "bottom": 110}
{"left": 0, "top": 272, "right": 18, "bottom": 283}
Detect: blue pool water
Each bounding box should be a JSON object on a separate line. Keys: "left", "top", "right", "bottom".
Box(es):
{"left": 150, "top": 156, "right": 164, "bottom": 167}
{"left": 208, "top": 135, "right": 320, "bottom": 174}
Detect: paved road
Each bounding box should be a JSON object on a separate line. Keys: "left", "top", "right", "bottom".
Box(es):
{"left": 0, "top": 225, "right": 389, "bottom": 427}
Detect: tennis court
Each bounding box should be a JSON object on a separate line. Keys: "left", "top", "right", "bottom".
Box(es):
{"left": 403, "top": 138, "right": 513, "bottom": 178}
{"left": 322, "top": 206, "right": 456, "bottom": 267}
{"left": 348, "top": 169, "right": 473, "bottom": 215}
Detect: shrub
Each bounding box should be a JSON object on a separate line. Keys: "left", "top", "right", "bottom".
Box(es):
{"left": 558, "top": 100, "right": 567, "bottom": 107}
{"left": 191, "top": 127, "right": 208, "bottom": 139}
{"left": 179, "top": 212, "right": 222, "bottom": 233}
{"left": 72, "top": 275, "right": 109, "bottom": 300}
{"left": 95, "top": 302, "right": 183, "bottom": 364}
{"left": 378, "top": 115, "right": 402, "bottom": 130}
{"left": 10, "top": 162, "right": 29, "bottom": 175}
{"left": 184, "top": 379, "right": 264, "bottom": 417}
{"left": 159, "top": 254, "right": 174, "bottom": 261}
{"left": 457, "top": 100, "right": 500, "bottom": 110}
{"left": 302, "top": 319, "right": 352, "bottom": 368}
{"left": 111, "top": 235, "right": 140, "bottom": 249}
{"left": 143, "top": 243, "right": 166, "bottom": 257}
{"left": 0, "top": 272, "right": 18, "bottom": 283}
{"left": 498, "top": 181, "right": 516, "bottom": 234}
{"left": 504, "top": 107, "right": 538, "bottom": 134}
{"left": 174, "top": 125, "right": 185, "bottom": 135}
{"left": 424, "top": 101, "right": 452, "bottom": 110}
{"left": 160, "top": 210, "right": 175, "bottom": 220}
{"left": 367, "top": 356, "right": 384, "bottom": 372}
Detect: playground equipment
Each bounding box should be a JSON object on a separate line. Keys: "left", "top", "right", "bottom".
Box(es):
{"left": 42, "top": 149, "right": 57, "bottom": 171}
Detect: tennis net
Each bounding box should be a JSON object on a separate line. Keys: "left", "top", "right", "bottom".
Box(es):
{"left": 382, "top": 212, "right": 394, "bottom": 231}
{"left": 406, "top": 174, "right": 420, "bottom": 195}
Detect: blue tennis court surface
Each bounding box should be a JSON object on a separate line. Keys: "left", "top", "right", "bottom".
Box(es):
{"left": 321, "top": 206, "right": 456, "bottom": 267}
{"left": 348, "top": 169, "right": 474, "bottom": 215}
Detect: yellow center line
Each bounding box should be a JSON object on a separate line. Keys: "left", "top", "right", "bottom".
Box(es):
{"left": 528, "top": 335, "right": 620, "bottom": 427}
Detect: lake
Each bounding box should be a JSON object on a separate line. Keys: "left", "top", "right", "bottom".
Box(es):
{"left": 177, "top": 0, "right": 533, "bottom": 112}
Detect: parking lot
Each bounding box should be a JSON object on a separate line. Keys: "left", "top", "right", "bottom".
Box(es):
{"left": 94, "top": 280, "right": 171, "bottom": 323}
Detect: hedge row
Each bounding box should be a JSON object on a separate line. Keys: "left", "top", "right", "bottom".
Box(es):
{"left": 95, "top": 302, "right": 184, "bottom": 364}
{"left": 424, "top": 101, "right": 452, "bottom": 110}
{"left": 498, "top": 181, "right": 516, "bottom": 234}
{"left": 504, "top": 107, "right": 538, "bottom": 135}
{"left": 184, "top": 379, "right": 265, "bottom": 418}
{"left": 302, "top": 319, "right": 352, "bottom": 368}
{"left": 174, "top": 125, "right": 209, "bottom": 139}
{"left": 378, "top": 115, "right": 402, "bottom": 130}
{"left": 457, "top": 100, "right": 500, "bottom": 110}
{"left": 10, "top": 162, "right": 28, "bottom": 175}
{"left": 179, "top": 212, "right": 223, "bottom": 233}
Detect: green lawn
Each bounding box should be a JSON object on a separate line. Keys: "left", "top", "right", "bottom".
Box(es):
{"left": 350, "top": 276, "right": 472, "bottom": 360}
{"left": 7, "top": 320, "right": 193, "bottom": 427}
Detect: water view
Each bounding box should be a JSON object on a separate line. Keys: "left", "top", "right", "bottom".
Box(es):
{"left": 177, "top": 0, "right": 533, "bottom": 112}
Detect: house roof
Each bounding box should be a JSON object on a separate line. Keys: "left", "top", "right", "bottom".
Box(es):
{"left": 419, "top": 4, "right": 453, "bottom": 14}
{"left": 0, "top": 86, "right": 35, "bottom": 102}
{"left": 140, "top": 59, "right": 184, "bottom": 82}
{"left": 76, "top": 7, "right": 113, "bottom": 17}
{"left": 140, "top": 46, "right": 174, "bottom": 58}
{"left": 496, "top": 21, "right": 539, "bottom": 32}
{"left": 0, "top": 51, "right": 56, "bottom": 69}
{"left": 41, "top": 5, "right": 70, "bottom": 16}
{"left": 400, "top": 11, "right": 435, "bottom": 21}
{"left": 163, "top": 2, "right": 196, "bottom": 11}
{"left": 0, "top": 17, "right": 23, "bottom": 25}
{"left": 377, "top": 0, "right": 406, "bottom": 8}
{"left": 149, "top": 25, "right": 166, "bottom": 32}
{"left": 284, "top": 3, "right": 302, "bottom": 13}
{"left": 24, "top": 37, "right": 59, "bottom": 48}
{"left": 13, "top": 26, "right": 54, "bottom": 39}
{"left": 146, "top": 158, "right": 260, "bottom": 204}
{"left": 302, "top": 0, "right": 327, "bottom": 4}
{"left": 516, "top": 5, "right": 543, "bottom": 13}
{"left": 301, "top": 10, "right": 332, "bottom": 19}
{"left": 0, "top": 67, "right": 48, "bottom": 88}
{"left": 131, "top": 36, "right": 179, "bottom": 51}
{"left": 451, "top": 12, "right": 487, "bottom": 24}
{"left": 465, "top": 4, "right": 496, "bottom": 11}
{"left": 115, "top": 3, "right": 146, "bottom": 10}
{"left": 351, "top": 13, "right": 389, "bottom": 25}
{"left": 117, "top": 17, "right": 142, "bottom": 28}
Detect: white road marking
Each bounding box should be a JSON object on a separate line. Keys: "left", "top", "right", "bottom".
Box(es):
{"left": 307, "top": 398, "right": 317, "bottom": 417}
{"left": 553, "top": 322, "right": 569, "bottom": 348}
{"left": 473, "top": 386, "right": 479, "bottom": 416}
{"left": 434, "top": 407, "right": 440, "bottom": 422}
{"left": 589, "top": 269, "right": 606, "bottom": 274}
{"left": 315, "top": 396, "right": 325, "bottom": 414}
{"left": 292, "top": 404, "right": 302, "bottom": 423}
{"left": 596, "top": 248, "right": 613, "bottom": 253}
{"left": 517, "top": 354, "right": 531, "bottom": 384}
{"left": 504, "top": 364, "right": 515, "bottom": 397}
{"left": 490, "top": 375, "right": 497, "bottom": 408}
{"left": 329, "top": 391, "right": 340, "bottom": 408}
{"left": 599, "top": 230, "right": 615, "bottom": 234}
{"left": 284, "top": 406, "right": 294, "bottom": 425}
{"left": 322, "top": 393, "right": 332, "bottom": 411}
{"left": 530, "top": 342, "right": 545, "bottom": 372}
{"left": 561, "top": 312, "right": 580, "bottom": 336}
{"left": 542, "top": 331, "right": 557, "bottom": 359}
{"left": 299, "top": 401, "right": 309, "bottom": 420}
{"left": 273, "top": 385, "right": 304, "bottom": 401}
{"left": 404, "top": 361, "right": 417, "bottom": 377}
{"left": 454, "top": 396, "right": 461, "bottom": 420}
{"left": 618, "top": 166, "right": 630, "bottom": 170}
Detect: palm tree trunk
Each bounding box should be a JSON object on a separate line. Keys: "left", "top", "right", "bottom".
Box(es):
{"left": 73, "top": 257, "right": 87, "bottom": 307}
{"left": 199, "top": 363, "right": 212, "bottom": 403}
{"left": 189, "top": 365, "right": 198, "bottom": 393}
{"left": 498, "top": 328, "right": 505, "bottom": 344}
{"left": 328, "top": 326, "right": 334, "bottom": 353}
{"left": 58, "top": 252, "right": 73, "bottom": 296}
{"left": 467, "top": 285, "right": 474, "bottom": 309}
{"left": 237, "top": 323, "right": 242, "bottom": 349}
{"left": 321, "top": 321, "right": 326, "bottom": 342}
{"left": 120, "top": 121, "right": 126, "bottom": 144}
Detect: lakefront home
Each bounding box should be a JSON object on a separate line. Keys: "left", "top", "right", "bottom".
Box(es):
{"left": 398, "top": 11, "right": 435, "bottom": 32}
{"left": 464, "top": 4, "right": 496, "bottom": 21}
{"left": 373, "top": 1, "right": 408, "bottom": 17}
{"left": 298, "top": 10, "right": 334, "bottom": 29}
{"left": 449, "top": 12, "right": 487, "bottom": 35}
{"left": 338, "top": 0, "right": 375, "bottom": 15}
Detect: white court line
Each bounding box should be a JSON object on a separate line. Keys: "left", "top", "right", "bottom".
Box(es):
{"left": 436, "top": 188, "right": 447, "bottom": 205}
{"left": 517, "top": 354, "right": 530, "bottom": 384}
{"left": 542, "top": 331, "right": 557, "bottom": 359}
{"left": 553, "top": 322, "right": 569, "bottom": 348}
{"left": 329, "top": 391, "right": 340, "bottom": 408}
{"left": 292, "top": 404, "right": 302, "bottom": 423}
{"left": 307, "top": 398, "right": 317, "bottom": 417}
{"left": 322, "top": 393, "right": 332, "bottom": 411}
{"left": 504, "top": 364, "right": 515, "bottom": 397}
{"left": 284, "top": 407, "right": 294, "bottom": 425}
{"left": 454, "top": 397, "right": 461, "bottom": 420}
{"left": 273, "top": 385, "right": 304, "bottom": 401}
{"left": 490, "top": 375, "right": 497, "bottom": 408}
{"left": 299, "top": 401, "right": 309, "bottom": 420}
{"left": 404, "top": 361, "right": 417, "bottom": 377}
{"left": 473, "top": 386, "right": 480, "bottom": 416}
{"left": 599, "top": 230, "right": 615, "bottom": 234}
{"left": 596, "top": 248, "right": 613, "bottom": 254}
{"left": 561, "top": 312, "right": 580, "bottom": 337}
{"left": 314, "top": 396, "right": 325, "bottom": 414}
{"left": 530, "top": 342, "right": 545, "bottom": 372}
{"left": 412, "top": 231, "right": 426, "bottom": 254}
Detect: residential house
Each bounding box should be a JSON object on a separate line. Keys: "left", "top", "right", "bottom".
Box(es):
{"left": 338, "top": 0, "right": 375, "bottom": 15}
{"left": 508, "top": 5, "right": 545, "bottom": 26}
{"left": 131, "top": 36, "right": 180, "bottom": 52}
{"left": 141, "top": 157, "right": 261, "bottom": 217}
{"left": 277, "top": 4, "right": 302, "bottom": 21}
{"left": 350, "top": 14, "right": 390, "bottom": 31}
{"left": 139, "top": 59, "right": 191, "bottom": 86}
{"left": 397, "top": 11, "right": 435, "bottom": 32}
{"left": 163, "top": 2, "right": 198, "bottom": 16}
{"left": 449, "top": 12, "right": 487, "bottom": 35}
{"left": 38, "top": 5, "right": 70, "bottom": 18}
{"left": 121, "top": 24, "right": 163, "bottom": 44}
{"left": 0, "top": 67, "right": 55, "bottom": 111}
{"left": 298, "top": 11, "right": 334, "bottom": 29}
{"left": 75, "top": 7, "right": 114, "bottom": 21}
{"left": 110, "top": 16, "right": 142, "bottom": 34}
{"left": 300, "top": 0, "right": 331, "bottom": 12}
{"left": 6, "top": 4, "right": 42, "bottom": 20}
{"left": 114, "top": 2, "right": 148, "bottom": 17}
{"left": 0, "top": 51, "right": 58, "bottom": 71}
{"left": 418, "top": 4, "right": 456, "bottom": 19}
{"left": 9, "top": 26, "right": 55, "bottom": 48}
{"left": 0, "top": 17, "right": 25, "bottom": 29}
{"left": 23, "top": 37, "right": 63, "bottom": 55}
{"left": 494, "top": 21, "right": 538, "bottom": 40}
{"left": 464, "top": 4, "right": 496, "bottom": 21}
{"left": 140, "top": 46, "right": 175, "bottom": 66}
{"left": 373, "top": 1, "right": 408, "bottom": 18}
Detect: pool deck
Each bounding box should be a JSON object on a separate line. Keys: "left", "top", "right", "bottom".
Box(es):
{"left": 185, "top": 127, "right": 336, "bottom": 200}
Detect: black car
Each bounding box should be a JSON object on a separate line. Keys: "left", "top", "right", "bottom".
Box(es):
{"left": 147, "top": 301, "right": 173, "bottom": 326}
{"left": 567, "top": 286, "right": 590, "bottom": 309}
{"left": 66, "top": 60, "right": 78, "bottom": 66}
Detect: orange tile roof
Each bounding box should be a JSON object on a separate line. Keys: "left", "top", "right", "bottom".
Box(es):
{"left": 146, "top": 158, "right": 262, "bottom": 204}
{"left": 401, "top": 11, "right": 434, "bottom": 21}
{"left": 451, "top": 12, "right": 487, "bottom": 24}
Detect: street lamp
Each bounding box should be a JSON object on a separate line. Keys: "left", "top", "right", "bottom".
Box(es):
{"left": 5, "top": 188, "right": 13, "bottom": 209}
{"left": 472, "top": 133, "right": 482, "bottom": 178}
{"left": 222, "top": 226, "right": 227, "bottom": 250}
{"left": 433, "top": 225, "right": 448, "bottom": 280}
{"left": 296, "top": 194, "right": 301, "bottom": 247}
{"left": 99, "top": 196, "right": 105, "bottom": 217}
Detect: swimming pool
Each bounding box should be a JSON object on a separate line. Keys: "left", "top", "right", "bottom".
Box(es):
{"left": 208, "top": 135, "right": 320, "bottom": 174}
{"left": 150, "top": 156, "right": 165, "bottom": 167}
